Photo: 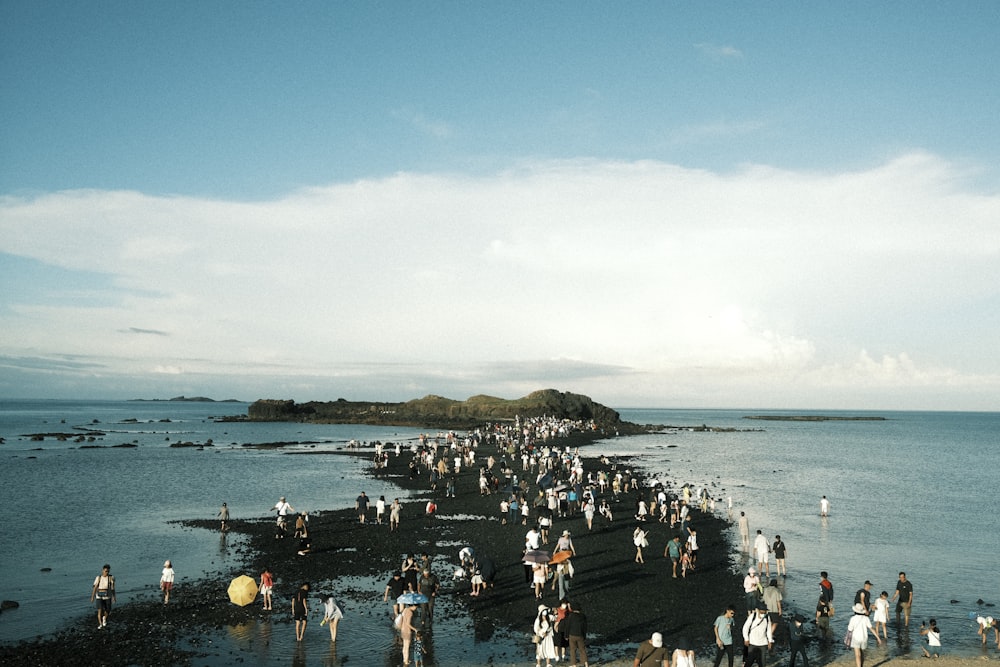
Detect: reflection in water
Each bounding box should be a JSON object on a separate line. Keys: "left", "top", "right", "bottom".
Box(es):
{"left": 321, "top": 642, "right": 339, "bottom": 667}
{"left": 292, "top": 642, "right": 306, "bottom": 667}
{"left": 219, "top": 532, "right": 228, "bottom": 556}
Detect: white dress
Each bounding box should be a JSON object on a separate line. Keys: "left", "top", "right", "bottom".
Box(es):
{"left": 848, "top": 613, "right": 873, "bottom": 649}
{"left": 873, "top": 598, "right": 889, "bottom": 623}
{"left": 534, "top": 616, "right": 557, "bottom": 661}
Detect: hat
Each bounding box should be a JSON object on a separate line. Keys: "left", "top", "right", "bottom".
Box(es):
{"left": 757, "top": 603, "right": 768, "bottom": 612}
{"left": 793, "top": 613, "right": 806, "bottom": 623}
{"left": 853, "top": 603, "right": 866, "bottom": 614}
{"left": 676, "top": 636, "right": 692, "bottom": 651}
{"left": 748, "top": 567, "right": 756, "bottom": 574}
{"left": 562, "top": 530, "right": 571, "bottom": 536}
{"left": 537, "top": 604, "right": 548, "bottom": 613}
{"left": 280, "top": 496, "right": 286, "bottom": 501}
{"left": 651, "top": 632, "right": 663, "bottom": 648}
{"left": 864, "top": 580, "right": 872, "bottom": 585}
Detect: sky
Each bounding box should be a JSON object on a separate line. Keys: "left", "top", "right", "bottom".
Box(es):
{"left": 1, "top": 2, "right": 999, "bottom": 411}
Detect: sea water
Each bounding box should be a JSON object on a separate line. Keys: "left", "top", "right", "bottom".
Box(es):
{"left": 615, "top": 408, "right": 1000, "bottom": 661}
{"left": 0, "top": 401, "right": 997, "bottom": 665}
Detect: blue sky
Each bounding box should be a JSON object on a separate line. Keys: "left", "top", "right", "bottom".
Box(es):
{"left": 1, "top": 2, "right": 999, "bottom": 410}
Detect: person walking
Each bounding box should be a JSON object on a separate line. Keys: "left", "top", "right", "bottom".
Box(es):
{"left": 712, "top": 605, "right": 736, "bottom": 667}
{"left": 788, "top": 613, "right": 809, "bottom": 667}
{"left": 738, "top": 512, "right": 750, "bottom": 552}
{"left": 533, "top": 604, "right": 557, "bottom": 667}
{"left": 218, "top": 502, "right": 229, "bottom": 532}
{"left": 89, "top": 563, "right": 116, "bottom": 629}
{"left": 159, "top": 560, "right": 174, "bottom": 605}
{"left": 400, "top": 602, "right": 418, "bottom": 666}
{"left": 672, "top": 636, "right": 695, "bottom": 667}
{"left": 752, "top": 530, "right": 771, "bottom": 578}
{"left": 772, "top": 535, "right": 786, "bottom": 576}
{"left": 259, "top": 566, "right": 274, "bottom": 610}
{"left": 890, "top": 571, "right": 914, "bottom": 626}
{"left": 564, "top": 601, "right": 589, "bottom": 667}
{"left": 743, "top": 567, "right": 761, "bottom": 611}
{"left": 633, "top": 525, "right": 649, "bottom": 564}
{"left": 847, "top": 602, "right": 881, "bottom": 667}
{"left": 742, "top": 604, "right": 773, "bottom": 667}
{"left": 634, "top": 632, "right": 669, "bottom": 667}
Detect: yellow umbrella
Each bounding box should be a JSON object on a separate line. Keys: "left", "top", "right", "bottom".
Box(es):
{"left": 227, "top": 575, "right": 258, "bottom": 606}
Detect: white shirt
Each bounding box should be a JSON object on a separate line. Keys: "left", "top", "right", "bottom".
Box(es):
{"left": 526, "top": 529, "right": 540, "bottom": 550}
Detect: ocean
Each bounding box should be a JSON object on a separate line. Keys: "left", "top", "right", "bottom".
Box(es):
{"left": 0, "top": 400, "right": 997, "bottom": 665}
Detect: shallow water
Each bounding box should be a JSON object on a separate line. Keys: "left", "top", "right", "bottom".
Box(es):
{"left": 1, "top": 401, "right": 997, "bottom": 664}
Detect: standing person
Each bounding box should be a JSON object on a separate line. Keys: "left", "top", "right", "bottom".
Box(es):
{"left": 762, "top": 579, "right": 783, "bottom": 635}
{"left": 920, "top": 619, "right": 941, "bottom": 658}
{"left": 788, "top": 613, "right": 809, "bottom": 667}
{"left": 355, "top": 491, "right": 369, "bottom": 525}
{"left": 418, "top": 567, "right": 440, "bottom": 620}
{"left": 815, "top": 595, "right": 833, "bottom": 640}
{"left": 292, "top": 582, "right": 310, "bottom": 641}
{"left": 854, "top": 580, "right": 873, "bottom": 613}
{"left": 819, "top": 571, "right": 834, "bottom": 605}
{"left": 743, "top": 567, "right": 761, "bottom": 611}
{"left": 272, "top": 496, "right": 294, "bottom": 538}
{"left": 847, "top": 602, "right": 881, "bottom": 667}
{"left": 390, "top": 498, "right": 402, "bottom": 532}
{"left": 890, "top": 571, "right": 914, "bottom": 626}
{"left": 555, "top": 530, "right": 576, "bottom": 556}
{"left": 376, "top": 495, "right": 387, "bottom": 525}
{"left": 872, "top": 591, "right": 890, "bottom": 640}
{"left": 412, "top": 629, "right": 425, "bottom": 667}
{"left": 89, "top": 564, "right": 116, "bottom": 629}
{"left": 634, "top": 632, "right": 669, "bottom": 667}
{"left": 672, "top": 636, "right": 695, "bottom": 667}
{"left": 400, "top": 603, "right": 417, "bottom": 666}
{"left": 772, "top": 535, "right": 786, "bottom": 576}
{"left": 259, "top": 566, "right": 274, "bottom": 610}
{"left": 738, "top": 512, "right": 750, "bottom": 552}
{"left": 664, "top": 534, "right": 682, "bottom": 578}
{"left": 160, "top": 560, "right": 175, "bottom": 605}
{"left": 383, "top": 571, "right": 405, "bottom": 617}
{"left": 633, "top": 525, "right": 649, "bottom": 564}
{"left": 742, "top": 604, "right": 773, "bottom": 667}
{"left": 712, "top": 605, "right": 736, "bottom": 667}
{"left": 321, "top": 593, "right": 343, "bottom": 641}
{"left": 564, "top": 601, "right": 589, "bottom": 667}
{"left": 753, "top": 530, "right": 771, "bottom": 577}
{"left": 532, "top": 562, "right": 548, "bottom": 600}
{"left": 533, "top": 604, "right": 557, "bottom": 667}
{"left": 401, "top": 554, "right": 420, "bottom": 592}
{"left": 686, "top": 526, "right": 699, "bottom": 570}
{"left": 820, "top": 496, "right": 830, "bottom": 517}
{"left": 218, "top": 502, "right": 229, "bottom": 532}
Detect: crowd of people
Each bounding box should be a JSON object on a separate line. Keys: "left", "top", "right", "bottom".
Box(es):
{"left": 84, "top": 414, "right": 998, "bottom": 666}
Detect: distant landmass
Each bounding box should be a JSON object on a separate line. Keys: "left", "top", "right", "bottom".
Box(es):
{"left": 743, "top": 415, "right": 885, "bottom": 421}
{"left": 245, "top": 388, "right": 645, "bottom": 432}
{"left": 129, "top": 396, "right": 244, "bottom": 403}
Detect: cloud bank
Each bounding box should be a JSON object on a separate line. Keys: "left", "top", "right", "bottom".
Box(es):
{"left": 1, "top": 153, "right": 997, "bottom": 409}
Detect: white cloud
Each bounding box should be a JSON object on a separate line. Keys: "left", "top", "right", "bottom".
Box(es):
{"left": 695, "top": 42, "right": 744, "bottom": 59}
{"left": 1, "top": 152, "right": 998, "bottom": 409}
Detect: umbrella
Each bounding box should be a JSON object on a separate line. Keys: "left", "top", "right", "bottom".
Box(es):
{"left": 553, "top": 484, "right": 569, "bottom": 492}
{"left": 523, "top": 549, "right": 551, "bottom": 564}
{"left": 548, "top": 550, "right": 572, "bottom": 565}
{"left": 397, "top": 592, "right": 428, "bottom": 605}
{"left": 227, "top": 575, "right": 258, "bottom": 607}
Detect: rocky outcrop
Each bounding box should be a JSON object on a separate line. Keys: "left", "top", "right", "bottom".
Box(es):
{"left": 247, "top": 389, "right": 641, "bottom": 432}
